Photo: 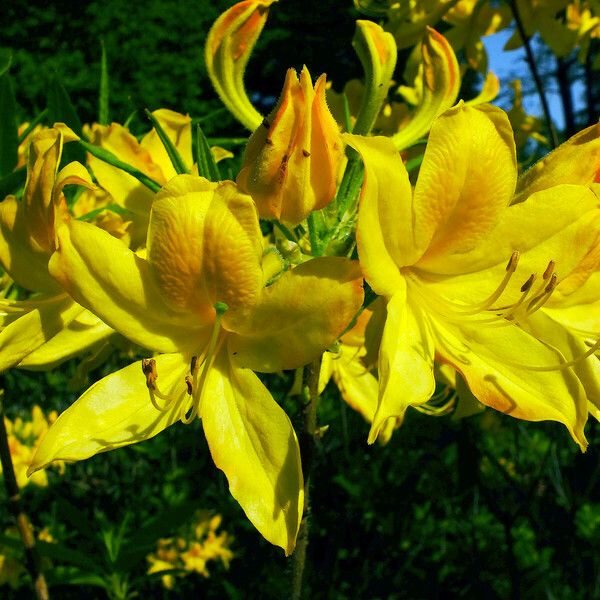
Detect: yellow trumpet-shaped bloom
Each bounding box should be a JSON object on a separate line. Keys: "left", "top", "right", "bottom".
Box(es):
{"left": 0, "top": 127, "right": 114, "bottom": 372}
{"left": 347, "top": 103, "right": 600, "bottom": 449}
{"left": 30, "top": 175, "right": 363, "bottom": 554}
{"left": 237, "top": 66, "right": 343, "bottom": 225}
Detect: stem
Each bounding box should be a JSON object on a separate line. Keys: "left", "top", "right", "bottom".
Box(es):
{"left": 0, "top": 389, "right": 49, "bottom": 600}
{"left": 291, "top": 357, "right": 321, "bottom": 600}
{"left": 556, "top": 56, "right": 576, "bottom": 138}
{"left": 584, "top": 40, "right": 599, "bottom": 127}
{"left": 509, "top": 0, "right": 559, "bottom": 148}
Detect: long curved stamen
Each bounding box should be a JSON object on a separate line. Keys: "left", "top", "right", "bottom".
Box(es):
{"left": 526, "top": 273, "right": 558, "bottom": 315}
{"left": 180, "top": 301, "right": 229, "bottom": 425}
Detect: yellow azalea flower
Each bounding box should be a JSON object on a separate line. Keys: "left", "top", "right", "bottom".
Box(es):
{"left": 205, "top": 0, "right": 276, "bottom": 130}
{"left": 347, "top": 102, "right": 600, "bottom": 449}
{"left": 0, "top": 127, "right": 114, "bottom": 372}
{"left": 30, "top": 175, "right": 363, "bottom": 554}
{"left": 237, "top": 66, "right": 343, "bottom": 225}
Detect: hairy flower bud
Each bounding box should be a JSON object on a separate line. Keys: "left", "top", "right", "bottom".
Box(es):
{"left": 237, "top": 66, "right": 343, "bottom": 225}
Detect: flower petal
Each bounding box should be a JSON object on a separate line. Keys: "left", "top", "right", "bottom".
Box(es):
{"left": 0, "top": 295, "right": 83, "bottom": 372}
{"left": 226, "top": 257, "right": 364, "bottom": 372}
{"left": 149, "top": 176, "right": 264, "bottom": 315}
{"left": 414, "top": 103, "right": 517, "bottom": 269}
{"left": 29, "top": 353, "right": 189, "bottom": 472}
{"left": 514, "top": 121, "right": 600, "bottom": 203}
{"left": 369, "top": 287, "right": 436, "bottom": 443}
{"left": 49, "top": 219, "right": 206, "bottom": 354}
{"left": 18, "top": 309, "right": 115, "bottom": 370}
{"left": 432, "top": 316, "right": 588, "bottom": 450}
{"left": 344, "top": 134, "right": 412, "bottom": 294}
{"left": 201, "top": 347, "right": 303, "bottom": 555}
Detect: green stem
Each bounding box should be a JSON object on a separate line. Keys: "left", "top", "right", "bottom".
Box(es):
{"left": 509, "top": 0, "right": 559, "bottom": 148}
{"left": 0, "top": 388, "right": 49, "bottom": 600}
{"left": 292, "top": 357, "right": 322, "bottom": 600}
{"left": 18, "top": 109, "right": 48, "bottom": 145}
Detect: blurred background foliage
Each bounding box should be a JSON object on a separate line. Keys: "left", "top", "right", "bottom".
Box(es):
{"left": 3, "top": 0, "right": 600, "bottom": 598}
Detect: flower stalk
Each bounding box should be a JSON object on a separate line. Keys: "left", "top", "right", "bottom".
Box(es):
{"left": 0, "top": 387, "right": 49, "bottom": 600}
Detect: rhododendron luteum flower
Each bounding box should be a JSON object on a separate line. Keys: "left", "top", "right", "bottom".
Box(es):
{"left": 30, "top": 175, "right": 363, "bottom": 554}
{"left": 237, "top": 66, "right": 343, "bottom": 225}
{"left": 0, "top": 128, "right": 114, "bottom": 372}
{"left": 205, "top": 0, "right": 275, "bottom": 130}
{"left": 347, "top": 103, "right": 600, "bottom": 449}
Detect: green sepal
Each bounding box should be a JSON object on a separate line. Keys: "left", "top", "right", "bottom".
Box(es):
{"left": 144, "top": 109, "right": 189, "bottom": 175}
{"left": 193, "top": 123, "right": 221, "bottom": 182}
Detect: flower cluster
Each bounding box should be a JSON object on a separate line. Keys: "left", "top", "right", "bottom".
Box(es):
{"left": 147, "top": 512, "right": 234, "bottom": 589}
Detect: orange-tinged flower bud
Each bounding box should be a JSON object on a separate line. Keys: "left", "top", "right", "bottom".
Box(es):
{"left": 237, "top": 66, "right": 343, "bottom": 225}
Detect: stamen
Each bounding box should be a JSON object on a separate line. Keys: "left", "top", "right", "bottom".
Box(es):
{"left": 180, "top": 302, "right": 229, "bottom": 425}
{"left": 190, "top": 355, "right": 199, "bottom": 376}
{"left": 185, "top": 375, "right": 193, "bottom": 396}
{"left": 142, "top": 359, "right": 158, "bottom": 390}
{"left": 543, "top": 260, "right": 555, "bottom": 280}
{"left": 526, "top": 273, "right": 558, "bottom": 314}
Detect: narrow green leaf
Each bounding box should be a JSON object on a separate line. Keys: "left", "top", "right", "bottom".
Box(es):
{"left": 191, "top": 106, "right": 228, "bottom": 125}
{"left": 79, "top": 139, "right": 161, "bottom": 193}
{"left": 0, "top": 49, "right": 12, "bottom": 77}
{"left": 76, "top": 203, "right": 129, "bottom": 221}
{"left": 206, "top": 137, "right": 247, "bottom": 146}
{"left": 99, "top": 40, "right": 110, "bottom": 125}
{"left": 47, "top": 76, "right": 86, "bottom": 164}
{"left": 47, "top": 76, "right": 83, "bottom": 136}
{"left": 405, "top": 154, "right": 424, "bottom": 173}
{"left": 17, "top": 108, "right": 48, "bottom": 144}
{"left": 0, "top": 165, "right": 26, "bottom": 197}
{"left": 144, "top": 108, "right": 189, "bottom": 174}
{"left": 0, "top": 74, "right": 18, "bottom": 177}
{"left": 342, "top": 92, "right": 353, "bottom": 133}
{"left": 46, "top": 567, "right": 109, "bottom": 589}
{"left": 193, "top": 123, "right": 220, "bottom": 182}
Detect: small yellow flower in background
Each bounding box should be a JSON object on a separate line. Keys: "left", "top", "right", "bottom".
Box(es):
{"left": 237, "top": 66, "right": 343, "bottom": 225}
{"left": 507, "top": 80, "right": 549, "bottom": 153}
{"left": 1, "top": 405, "right": 65, "bottom": 488}
{"left": 147, "top": 511, "right": 234, "bottom": 589}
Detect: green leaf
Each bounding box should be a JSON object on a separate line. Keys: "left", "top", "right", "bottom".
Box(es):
{"left": 17, "top": 108, "right": 48, "bottom": 145}
{"left": 193, "top": 123, "right": 220, "bottom": 182}
{"left": 99, "top": 40, "right": 110, "bottom": 125}
{"left": 0, "top": 165, "right": 26, "bottom": 197}
{"left": 0, "top": 48, "right": 12, "bottom": 77}
{"left": 78, "top": 138, "right": 161, "bottom": 193}
{"left": 46, "top": 567, "right": 109, "bottom": 589}
{"left": 47, "top": 76, "right": 86, "bottom": 164}
{"left": 47, "top": 76, "right": 83, "bottom": 137}
{"left": 144, "top": 108, "right": 189, "bottom": 174}
{"left": 0, "top": 73, "right": 18, "bottom": 177}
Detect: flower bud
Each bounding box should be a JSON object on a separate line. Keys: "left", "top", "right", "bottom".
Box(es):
{"left": 237, "top": 66, "right": 343, "bottom": 225}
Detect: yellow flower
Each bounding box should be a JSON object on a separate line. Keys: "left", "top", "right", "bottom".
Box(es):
{"left": 347, "top": 103, "right": 600, "bottom": 448}
{"left": 30, "top": 175, "right": 363, "bottom": 554}
{"left": 237, "top": 66, "right": 343, "bottom": 225}
{"left": 0, "top": 127, "right": 114, "bottom": 372}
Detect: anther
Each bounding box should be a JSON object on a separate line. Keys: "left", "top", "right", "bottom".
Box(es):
{"left": 185, "top": 375, "right": 193, "bottom": 396}
{"left": 544, "top": 272, "right": 558, "bottom": 294}
{"left": 506, "top": 250, "right": 519, "bottom": 272}
{"left": 302, "top": 149, "right": 311, "bottom": 157}
{"left": 190, "top": 355, "right": 198, "bottom": 376}
{"left": 262, "top": 118, "right": 271, "bottom": 129}
{"left": 142, "top": 358, "right": 157, "bottom": 390}
{"left": 543, "top": 260, "right": 555, "bottom": 280}
{"left": 520, "top": 274, "right": 535, "bottom": 293}
{"left": 265, "top": 138, "right": 274, "bottom": 146}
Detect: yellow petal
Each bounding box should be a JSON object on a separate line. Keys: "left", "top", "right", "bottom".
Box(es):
{"left": 205, "top": 0, "right": 276, "bottom": 130}
{"left": 369, "top": 288, "right": 435, "bottom": 443}
{"left": 0, "top": 196, "right": 61, "bottom": 293}
{"left": 432, "top": 316, "right": 588, "bottom": 450}
{"left": 414, "top": 103, "right": 517, "bottom": 270}
{"left": 87, "top": 123, "right": 161, "bottom": 216}
{"left": 149, "top": 176, "right": 264, "bottom": 315}
{"left": 344, "top": 134, "right": 411, "bottom": 295}
{"left": 29, "top": 353, "right": 188, "bottom": 471}
{"left": 464, "top": 71, "right": 500, "bottom": 105}
{"left": 0, "top": 295, "right": 82, "bottom": 372}
{"left": 226, "top": 257, "right": 364, "bottom": 372}
{"left": 514, "top": 121, "right": 600, "bottom": 204}
{"left": 49, "top": 219, "right": 206, "bottom": 354}
{"left": 18, "top": 309, "right": 114, "bottom": 370}
{"left": 200, "top": 347, "right": 303, "bottom": 555}
{"left": 392, "top": 28, "right": 460, "bottom": 151}
{"left": 140, "top": 109, "right": 193, "bottom": 180}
